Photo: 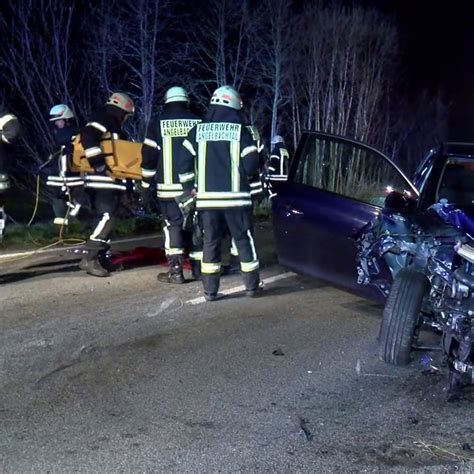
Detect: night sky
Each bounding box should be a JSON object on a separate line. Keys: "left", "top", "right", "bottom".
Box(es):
{"left": 372, "top": 0, "right": 474, "bottom": 140}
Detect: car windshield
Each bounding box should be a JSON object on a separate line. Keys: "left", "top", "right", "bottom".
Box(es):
{"left": 437, "top": 156, "right": 474, "bottom": 207}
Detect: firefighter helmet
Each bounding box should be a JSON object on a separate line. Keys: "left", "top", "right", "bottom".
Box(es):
{"left": 49, "top": 104, "right": 75, "bottom": 122}
{"left": 0, "top": 113, "right": 21, "bottom": 144}
{"left": 271, "top": 135, "right": 284, "bottom": 145}
{"left": 210, "top": 86, "right": 242, "bottom": 110}
{"left": 164, "top": 86, "right": 189, "bottom": 104}
{"left": 106, "top": 92, "right": 135, "bottom": 114}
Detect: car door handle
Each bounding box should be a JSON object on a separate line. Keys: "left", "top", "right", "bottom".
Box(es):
{"left": 284, "top": 205, "right": 304, "bottom": 217}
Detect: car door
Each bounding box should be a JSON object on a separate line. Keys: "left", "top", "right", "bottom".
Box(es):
{"left": 272, "top": 132, "right": 418, "bottom": 301}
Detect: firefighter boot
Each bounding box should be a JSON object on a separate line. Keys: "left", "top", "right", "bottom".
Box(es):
{"left": 157, "top": 254, "right": 185, "bottom": 284}
{"left": 80, "top": 250, "right": 110, "bottom": 277}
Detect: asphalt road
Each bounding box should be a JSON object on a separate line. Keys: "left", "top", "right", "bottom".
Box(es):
{"left": 0, "top": 221, "right": 473, "bottom": 472}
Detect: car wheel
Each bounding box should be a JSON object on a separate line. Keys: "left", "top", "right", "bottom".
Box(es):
{"left": 378, "top": 268, "right": 429, "bottom": 366}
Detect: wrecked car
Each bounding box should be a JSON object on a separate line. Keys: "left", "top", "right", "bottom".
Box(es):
{"left": 272, "top": 132, "right": 473, "bottom": 398}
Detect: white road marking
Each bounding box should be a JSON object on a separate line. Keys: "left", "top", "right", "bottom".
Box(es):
{"left": 186, "top": 271, "right": 297, "bottom": 305}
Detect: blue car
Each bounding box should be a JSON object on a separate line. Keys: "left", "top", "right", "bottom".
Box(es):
{"left": 272, "top": 131, "right": 474, "bottom": 398}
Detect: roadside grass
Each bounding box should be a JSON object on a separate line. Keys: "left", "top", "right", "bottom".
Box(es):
{"left": 0, "top": 216, "right": 163, "bottom": 251}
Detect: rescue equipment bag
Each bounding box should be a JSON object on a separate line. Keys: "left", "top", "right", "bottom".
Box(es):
{"left": 71, "top": 133, "right": 142, "bottom": 180}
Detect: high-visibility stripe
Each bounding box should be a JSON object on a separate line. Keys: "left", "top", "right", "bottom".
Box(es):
{"left": 86, "top": 121, "right": 107, "bottom": 133}
{"left": 163, "top": 136, "right": 173, "bottom": 184}
{"left": 247, "top": 229, "right": 257, "bottom": 261}
{"left": 167, "top": 248, "right": 184, "bottom": 256}
{"left": 230, "top": 239, "right": 239, "bottom": 256}
{"left": 189, "top": 251, "right": 203, "bottom": 260}
{"left": 241, "top": 145, "right": 257, "bottom": 157}
{"left": 241, "top": 260, "right": 259, "bottom": 272}
{"left": 268, "top": 175, "right": 288, "bottom": 181}
{"left": 201, "top": 262, "right": 221, "bottom": 274}
{"left": 178, "top": 196, "right": 195, "bottom": 208}
{"left": 90, "top": 212, "right": 110, "bottom": 240}
{"left": 157, "top": 190, "right": 184, "bottom": 198}
{"left": 85, "top": 175, "right": 114, "bottom": 182}
{"left": 179, "top": 172, "right": 195, "bottom": 183}
{"left": 197, "top": 200, "right": 251, "bottom": 208}
{"left": 197, "top": 191, "right": 250, "bottom": 199}
{"left": 249, "top": 181, "right": 261, "bottom": 188}
{"left": 141, "top": 181, "right": 150, "bottom": 189}
{"left": 157, "top": 183, "right": 183, "bottom": 190}
{"left": 141, "top": 168, "right": 156, "bottom": 178}
{"left": 268, "top": 166, "right": 276, "bottom": 172}
{"left": 230, "top": 141, "right": 240, "bottom": 192}
{"left": 198, "top": 141, "right": 207, "bottom": 192}
{"left": 183, "top": 139, "right": 196, "bottom": 156}
{"left": 47, "top": 176, "right": 83, "bottom": 182}
{"left": 84, "top": 146, "right": 102, "bottom": 158}
{"left": 85, "top": 183, "right": 126, "bottom": 190}
{"left": 144, "top": 138, "right": 159, "bottom": 149}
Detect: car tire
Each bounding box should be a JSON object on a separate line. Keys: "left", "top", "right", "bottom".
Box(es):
{"left": 378, "top": 268, "right": 429, "bottom": 366}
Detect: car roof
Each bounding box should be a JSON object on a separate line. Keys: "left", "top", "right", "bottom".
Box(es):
{"left": 440, "top": 142, "right": 474, "bottom": 158}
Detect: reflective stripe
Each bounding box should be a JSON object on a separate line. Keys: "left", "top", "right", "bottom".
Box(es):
{"left": 85, "top": 175, "right": 114, "bottom": 182}
{"left": 268, "top": 166, "right": 276, "bottom": 172}
{"left": 198, "top": 141, "right": 207, "bottom": 192}
{"left": 230, "top": 239, "right": 238, "bottom": 256}
{"left": 163, "top": 136, "right": 172, "bottom": 184}
{"left": 247, "top": 229, "right": 257, "bottom": 261}
{"left": 201, "top": 262, "right": 221, "bottom": 274}
{"left": 141, "top": 181, "right": 150, "bottom": 189}
{"left": 85, "top": 182, "right": 126, "bottom": 191}
{"left": 189, "top": 251, "right": 203, "bottom": 260}
{"left": 112, "top": 133, "right": 119, "bottom": 140}
{"left": 167, "top": 248, "right": 184, "bottom": 256}
{"left": 241, "top": 145, "right": 257, "bottom": 157}
{"left": 163, "top": 220, "right": 170, "bottom": 251}
{"left": 269, "top": 175, "right": 288, "bottom": 181}
{"left": 197, "top": 200, "right": 251, "bottom": 208}
{"left": 249, "top": 181, "right": 261, "bottom": 188}
{"left": 178, "top": 196, "right": 195, "bottom": 208}
{"left": 157, "top": 190, "right": 184, "bottom": 198}
{"left": 86, "top": 121, "right": 107, "bottom": 133}
{"left": 90, "top": 212, "right": 110, "bottom": 240}
{"left": 258, "top": 144, "right": 264, "bottom": 153}
{"left": 241, "top": 260, "right": 259, "bottom": 272}
{"left": 231, "top": 141, "right": 240, "bottom": 192}
{"left": 144, "top": 138, "right": 159, "bottom": 149}
{"left": 179, "top": 172, "right": 195, "bottom": 183}
{"left": 197, "top": 191, "right": 250, "bottom": 199}
{"left": 183, "top": 139, "right": 196, "bottom": 156}
{"left": 157, "top": 183, "right": 183, "bottom": 190}
{"left": 141, "top": 168, "right": 156, "bottom": 178}
{"left": 85, "top": 146, "right": 102, "bottom": 158}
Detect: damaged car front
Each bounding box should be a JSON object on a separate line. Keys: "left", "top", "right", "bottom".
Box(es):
{"left": 356, "top": 151, "right": 474, "bottom": 399}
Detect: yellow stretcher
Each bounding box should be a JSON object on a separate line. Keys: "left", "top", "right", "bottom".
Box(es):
{"left": 71, "top": 133, "right": 142, "bottom": 180}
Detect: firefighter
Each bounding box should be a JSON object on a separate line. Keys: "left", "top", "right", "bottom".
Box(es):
{"left": 45, "top": 104, "right": 83, "bottom": 226}
{"left": 179, "top": 85, "right": 261, "bottom": 301}
{"left": 267, "top": 135, "right": 290, "bottom": 184}
{"left": 0, "top": 112, "right": 21, "bottom": 241}
{"left": 141, "top": 86, "right": 202, "bottom": 283}
{"left": 227, "top": 122, "right": 266, "bottom": 274}
{"left": 79, "top": 92, "right": 135, "bottom": 277}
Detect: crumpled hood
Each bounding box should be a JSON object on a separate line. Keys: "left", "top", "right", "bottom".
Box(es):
{"left": 428, "top": 203, "right": 474, "bottom": 237}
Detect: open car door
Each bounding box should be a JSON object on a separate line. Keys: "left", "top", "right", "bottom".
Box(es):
{"left": 272, "top": 131, "right": 418, "bottom": 302}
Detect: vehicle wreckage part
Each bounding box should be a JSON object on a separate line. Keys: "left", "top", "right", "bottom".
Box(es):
{"left": 379, "top": 268, "right": 429, "bottom": 366}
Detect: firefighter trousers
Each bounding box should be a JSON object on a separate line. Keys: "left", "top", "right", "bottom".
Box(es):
{"left": 85, "top": 188, "right": 120, "bottom": 255}
{"left": 200, "top": 207, "right": 259, "bottom": 296}
{"left": 159, "top": 199, "right": 185, "bottom": 256}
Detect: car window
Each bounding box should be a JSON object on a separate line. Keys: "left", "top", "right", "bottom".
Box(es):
{"left": 437, "top": 157, "right": 474, "bottom": 206}
{"left": 294, "top": 135, "right": 413, "bottom": 207}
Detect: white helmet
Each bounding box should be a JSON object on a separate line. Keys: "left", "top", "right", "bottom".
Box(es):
{"left": 0, "top": 113, "right": 21, "bottom": 144}
{"left": 164, "top": 86, "right": 189, "bottom": 104}
{"left": 271, "top": 135, "right": 284, "bottom": 145}
{"left": 210, "top": 85, "right": 242, "bottom": 110}
{"left": 49, "top": 104, "right": 75, "bottom": 122}
{"left": 106, "top": 92, "right": 135, "bottom": 114}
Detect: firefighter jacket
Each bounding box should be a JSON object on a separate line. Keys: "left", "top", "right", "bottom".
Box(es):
{"left": 246, "top": 125, "right": 266, "bottom": 198}
{"left": 268, "top": 142, "right": 290, "bottom": 182}
{"left": 80, "top": 105, "right": 129, "bottom": 191}
{"left": 46, "top": 123, "right": 83, "bottom": 189}
{"left": 141, "top": 103, "right": 201, "bottom": 199}
{"left": 179, "top": 106, "right": 259, "bottom": 210}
